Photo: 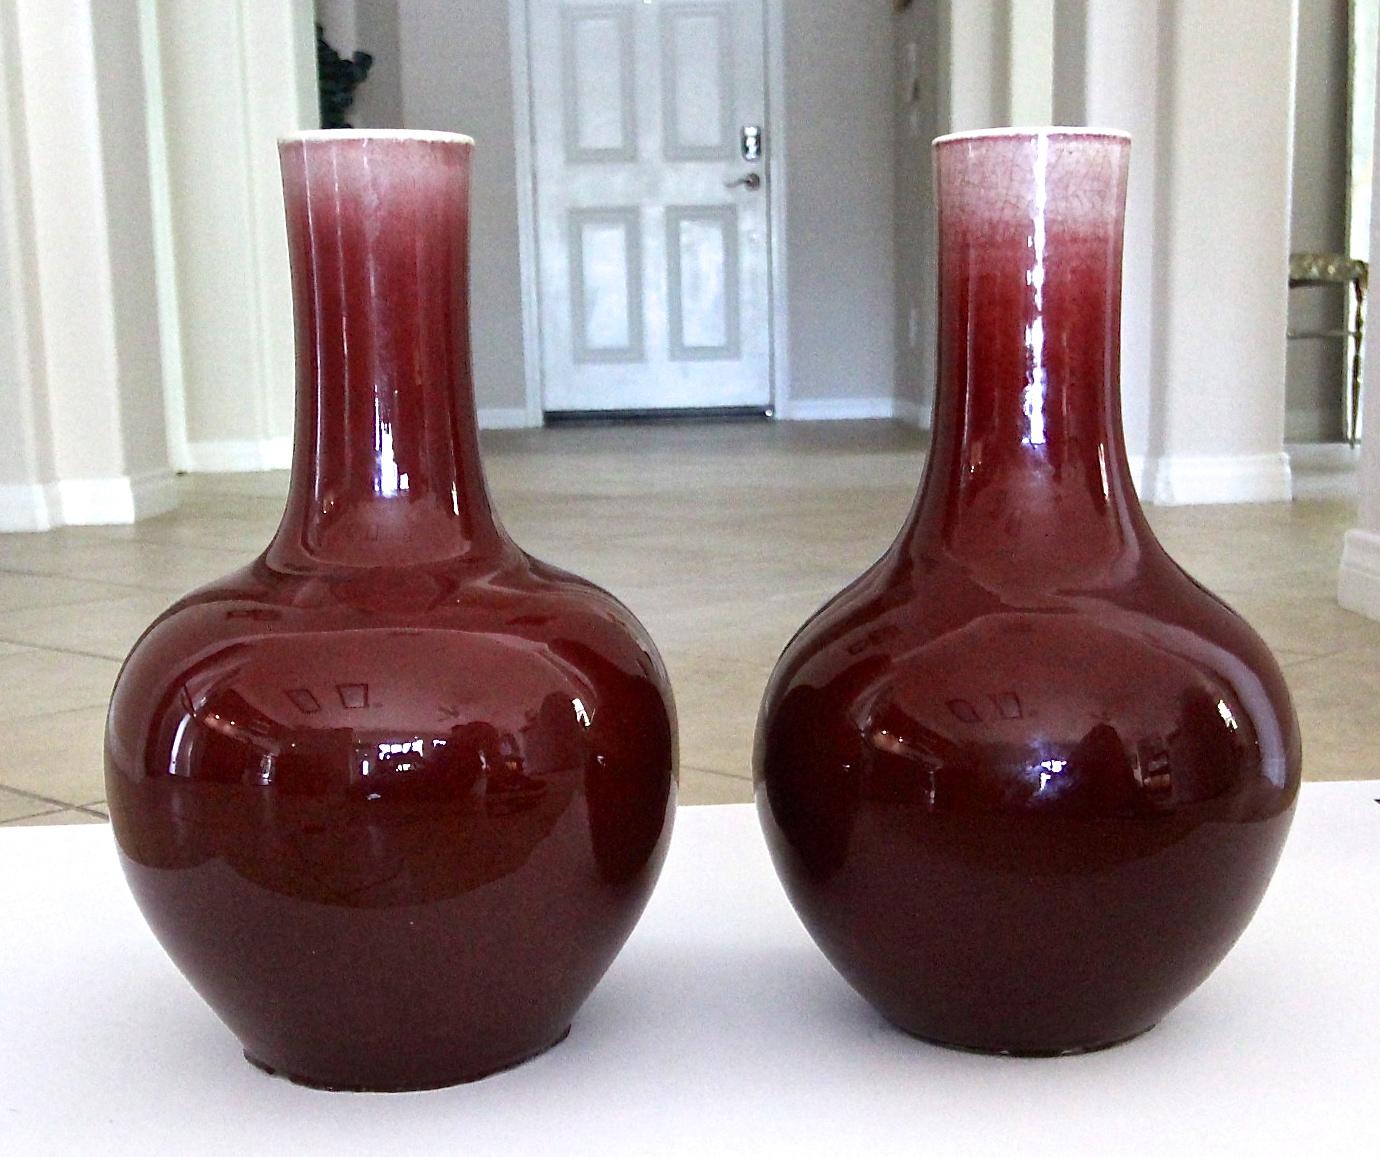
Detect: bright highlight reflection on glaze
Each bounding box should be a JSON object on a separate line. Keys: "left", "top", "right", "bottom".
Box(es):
{"left": 755, "top": 129, "right": 1300, "bottom": 1056}
{"left": 105, "top": 132, "right": 676, "bottom": 1091}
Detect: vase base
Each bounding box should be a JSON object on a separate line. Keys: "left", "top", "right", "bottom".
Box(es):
{"left": 902, "top": 1021, "right": 1157, "bottom": 1058}
{"left": 243, "top": 1025, "right": 573, "bottom": 1092}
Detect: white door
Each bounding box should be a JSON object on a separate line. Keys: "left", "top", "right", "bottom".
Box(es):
{"left": 527, "top": 0, "right": 772, "bottom": 414}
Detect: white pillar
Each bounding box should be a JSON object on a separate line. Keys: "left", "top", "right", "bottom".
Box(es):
{"left": 149, "top": 0, "right": 316, "bottom": 472}
{"left": 1337, "top": 26, "right": 1380, "bottom": 618}
{"left": 1052, "top": 0, "right": 1163, "bottom": 467}
{"left": 0, "top": 0, "right": 176, "bottom": 530}
{"left": 1054, "top": 0, "right": 1296, "bottom": 505}
{"left": 1147, "top": 0, "right": 1296, "bottom": 504}
{"left": 1004, "top": 1, "right": 1054, "bottom": 125}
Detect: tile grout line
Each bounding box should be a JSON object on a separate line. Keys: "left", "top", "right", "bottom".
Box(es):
{"left": 0, "top": 782, "right": 101, "bottom": 814}
{"left": 682, "top": 764, "right": 753, "bottom": 783}
{"left": 0, "top": 635, "right": 125, "bottom": 664}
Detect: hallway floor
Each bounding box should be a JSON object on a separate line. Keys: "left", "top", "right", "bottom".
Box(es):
{"left": 0, "top": 421, "right": 1371, "bottom": 825}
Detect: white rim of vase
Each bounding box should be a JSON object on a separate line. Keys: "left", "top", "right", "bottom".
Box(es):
{"left": 279, "top": 129, "right": 476, "bottom": 146}
{"left": 932, "top": 126, "right": 1131, "bottom": 147}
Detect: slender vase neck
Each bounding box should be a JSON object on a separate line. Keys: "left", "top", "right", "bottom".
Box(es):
{"left": 907, "top": 132, "right": 1147, "bottom": 584}
{"left": 268, "top": 133, "right": 505, "bottom": 571}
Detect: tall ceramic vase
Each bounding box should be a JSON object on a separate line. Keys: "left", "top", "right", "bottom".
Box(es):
{"left": 754, "top": 129, "right": 1300, "bottom": 1055}
{"left": 106, "top": 130, "right": 677, "bottom": 1091}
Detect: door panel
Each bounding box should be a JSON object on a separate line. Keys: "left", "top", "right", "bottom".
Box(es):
{"left": 529, "top": 0, "right": 771, "bottom": 413}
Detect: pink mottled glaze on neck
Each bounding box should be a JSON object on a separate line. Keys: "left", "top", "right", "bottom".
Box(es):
{"left": 272, "top": 134, "right": 503, "bottom": 569}
{"left": 911, "top": 129, "right": 1139, "bottom": 580}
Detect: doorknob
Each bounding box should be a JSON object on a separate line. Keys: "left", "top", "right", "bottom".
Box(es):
{"left": 725, "top": 173, "right": 762, "bottom": 191}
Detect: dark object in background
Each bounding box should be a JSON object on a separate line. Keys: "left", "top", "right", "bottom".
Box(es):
{"left": 316, "top": 23, "right": 372, "bottom": 130}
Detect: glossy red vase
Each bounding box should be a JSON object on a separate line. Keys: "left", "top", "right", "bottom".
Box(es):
{"left": 755, "top": 129, "right": 1300, "bottom": 1055}
{"left": 106, "top": 131, "right": 676, "bottom": 1091}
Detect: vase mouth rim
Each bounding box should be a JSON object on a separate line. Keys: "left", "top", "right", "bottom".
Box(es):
{"left": 279, "top": 129, "right": 476, "bottom": 147}
{"left": 933, "top": 126, "right": 1131, "bottom": 148}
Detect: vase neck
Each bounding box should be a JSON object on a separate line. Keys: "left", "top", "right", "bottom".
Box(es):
{"left": 268, "top": 133, "right": 505, "bottom": 570}
{"left": 908, "top": 131, "right": 1148, "bottom": 582}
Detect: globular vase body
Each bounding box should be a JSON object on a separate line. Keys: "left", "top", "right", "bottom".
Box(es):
{"left": 106, "top": 131, "right": 676, "bottom": 1091}
{"left": 754, "top": 129, "right": 1300, "bottom": 1055}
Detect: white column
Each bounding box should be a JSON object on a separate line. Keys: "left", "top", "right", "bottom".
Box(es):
{"left": 0, "top": 0, "right": 176, "bottom": 530}
{"left": 149, "top": 0, "right": 316, "bottom": 473}
{"left": 1147, "top": 0, "right": 1296, "bottom": 504}
{"left": 1337, "top": 27, "right": 1380, "bottom": 618}
{"left": 1052, "top": 0, "right": 1162, "bottom": 467}
{"left": 1054, "top": 0, "right": 1296, "bottom": 505}
{"left": 940, "top": 0, "right": 1003, "bottom": 132}
{"left": 1004, "top": 1, "right": 1054, "bottom": 125}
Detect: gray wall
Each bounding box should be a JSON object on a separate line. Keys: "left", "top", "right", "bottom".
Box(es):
{"left": 353, "top": 1, "right": 404, "bottom": 128}
{"left": 1287, "top": 0, "right": 1350, "bottom": 442}
{"left": 893, "top": 1, "right": 941, "bottom": 421}
{"left": 394, "top": 0, "right": 898, "bottom": 416}
{"left": 398, "top": 0, "right": 528, "bottom": 413}
{"left": 780, "top": 3, "right": 897, "bottom": 407}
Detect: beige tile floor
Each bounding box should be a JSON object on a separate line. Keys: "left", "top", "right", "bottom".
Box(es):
{"left": 0, "top": 421, "right": 1373, "bottom": 824}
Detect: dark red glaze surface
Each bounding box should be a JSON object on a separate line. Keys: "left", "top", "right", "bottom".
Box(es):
{"left": 106, "top": 133, "right": 676, "bottom": 1091}
{"left": 755, "top": 131, "right": 1299, "bottom": 1055}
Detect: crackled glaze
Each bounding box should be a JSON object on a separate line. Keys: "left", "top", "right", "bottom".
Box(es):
{"left": 755, "top": 130, "right": 1299, "bottom": 1055}
{"left": 106, "top": 133, "right": 676, "bottom": 1091}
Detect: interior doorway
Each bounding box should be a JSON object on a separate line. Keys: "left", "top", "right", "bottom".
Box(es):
{"left": 519, "top": 0, "right": 775, "bottom": 417}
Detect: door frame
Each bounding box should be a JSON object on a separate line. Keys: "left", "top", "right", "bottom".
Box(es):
{"left": 506, "top": 0, "right": 791, "bottom": 423}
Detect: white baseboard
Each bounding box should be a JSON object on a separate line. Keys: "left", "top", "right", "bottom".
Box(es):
{"left": 55, "top": 468, "right": 179, "bottom": 525}
{"left": 1338, "top": 528, "right": 1380, "bottom": 620}
{"left": 181, "top": 412, "right": 538, "bottom": 473}
{"left": 778, "top": 396, "right": 901, "bottom": 421}
{"left": 1135, "top": 452, "right": 1293, "bottom": 506}
{"left": 892, "top": 396, "right": 932, "bottom": 429}
{"left": 478, "top": 406, "right": 538, "bottom": 430}
{"left": 185, "top": 437, "right": 293, "bottom": 473}
{"left": 0, "top": 482, "right": 61, "bottom": 532}
{"left": 2, "top": 469, "right": 179, "bottom": 531}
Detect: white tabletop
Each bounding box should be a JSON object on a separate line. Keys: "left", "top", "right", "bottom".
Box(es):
{"left": 2, "top": 782, "right": 1377, "bottom": 1155}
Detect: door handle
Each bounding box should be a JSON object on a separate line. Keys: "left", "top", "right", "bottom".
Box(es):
{"left": 724, "top": 173, "right": 763, "bottom": 191}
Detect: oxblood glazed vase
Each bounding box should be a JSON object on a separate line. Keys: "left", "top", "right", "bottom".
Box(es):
{"left": 106, "top": 131, "right": 676, "bottom": 1091}
{"left": 754, "top": 129, "right": 1300, "bottom": 1055}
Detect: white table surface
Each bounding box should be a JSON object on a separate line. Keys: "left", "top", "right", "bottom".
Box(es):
{"left": 2, "top": 782, "right": 1377, "bottom": 1155}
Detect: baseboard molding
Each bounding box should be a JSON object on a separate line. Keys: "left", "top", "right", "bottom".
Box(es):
{"left": 185, "top": 437, "right": 293, "bottom": 473}
{"left": 0, "top": 481, "right": 61, "bottom": 532}
{"left": 1338, "top": 528, "right": 1380, "bottom": 621}
{"left": 2, "top": 469, "right": 179, "bottom": 530}
{"left": 478, "top": 406, "right": 538, "bottom": 430}
{"left": 182, "top": 413, "right": 537, "bottom": 473}
{"left": 55, "top": 468, "right": 179, "bottom": 526}
{"left": 778, "top": 396, "right": 901, "bottom": 421}
{"left": 892, "top": 396, "right": 932, "bottom": 428}
{"left": 1136, "top": 451, "right": 1293, "bottom": 506}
